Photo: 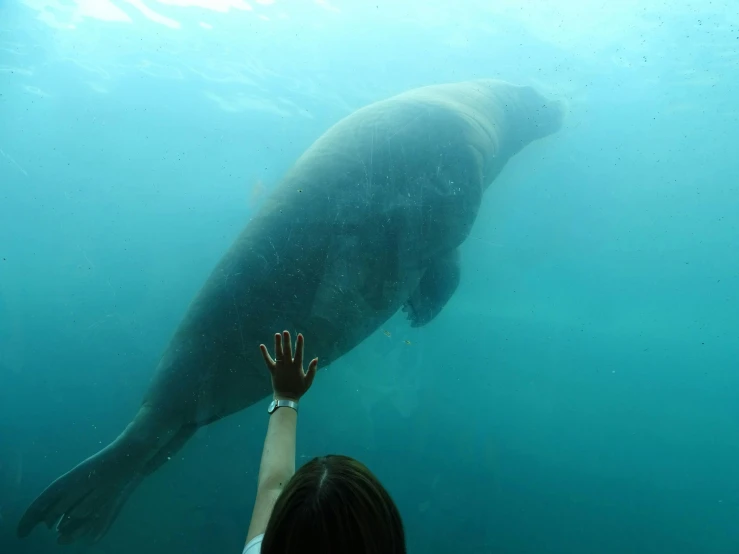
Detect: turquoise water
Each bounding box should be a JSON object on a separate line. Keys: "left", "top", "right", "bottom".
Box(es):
{"left": 2, "top": 1, "right": 739, "bottom": 553}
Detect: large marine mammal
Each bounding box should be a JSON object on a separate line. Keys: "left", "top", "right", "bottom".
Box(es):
{"left": 17, "top": 79, "right": 563, "bottom": 544}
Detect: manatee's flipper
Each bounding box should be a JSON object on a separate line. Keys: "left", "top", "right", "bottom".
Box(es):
{"left": 17, "top": 417, "right": 196, "bottom": 545}
{"left": 402, "top": 249, "right": 461, "bottom": 327}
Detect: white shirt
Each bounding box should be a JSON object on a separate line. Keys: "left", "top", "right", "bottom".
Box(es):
{"left": 242, "top": 534, "right": 264, "bottom": 554}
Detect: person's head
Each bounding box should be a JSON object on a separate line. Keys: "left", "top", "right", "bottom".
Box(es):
{"left": 261, "top": 454, "right": 406, "bottom": 554}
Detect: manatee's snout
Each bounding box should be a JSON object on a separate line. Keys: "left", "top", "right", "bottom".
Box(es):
{"left": 542, "top": 97, "right": 565, "bottom": 135}
{"left": 519, "top": 85, "right": 565, "bottom": 140}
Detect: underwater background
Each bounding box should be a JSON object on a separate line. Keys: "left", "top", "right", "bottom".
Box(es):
{"left": 1, "top": 0, "right": 739, "bottom": 553}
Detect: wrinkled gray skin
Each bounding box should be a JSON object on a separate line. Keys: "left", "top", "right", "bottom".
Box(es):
{"left": 18, "top": 79, "right": 563, "bottom": 544}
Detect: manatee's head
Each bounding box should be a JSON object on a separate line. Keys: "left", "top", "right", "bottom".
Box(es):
{"left": 475, "top": 79, "right": 565, "bottom": 147}
{"left": 511, "top": 83, "right": 565, "bottom": 142}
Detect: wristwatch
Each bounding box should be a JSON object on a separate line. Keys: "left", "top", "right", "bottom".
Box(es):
{"left": 268, "top": 398, "right": 298, "bottom": 414}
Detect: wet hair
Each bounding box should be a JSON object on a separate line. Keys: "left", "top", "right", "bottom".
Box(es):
{"left": 261, "top": 455, "right": 406, "bottom": 554}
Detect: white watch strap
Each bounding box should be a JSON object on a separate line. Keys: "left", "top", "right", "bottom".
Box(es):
{"left": 268, "top": 399, "right": 298, "bottom": 414}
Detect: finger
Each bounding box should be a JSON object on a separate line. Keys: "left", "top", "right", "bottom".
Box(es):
{"left": 282, "top": 330, "right": 293, "bottom": 361}
{"left": 304, "top": 358, "right": 318, "bottom": 389}
{"left": 294, "top": 333, "right": 304, "bottom": 369}
{"left": 274, "top": 332, "right": 283, "bottom": 362}
{"left": 259, "top": 344, "right": 276, "bottom": 369}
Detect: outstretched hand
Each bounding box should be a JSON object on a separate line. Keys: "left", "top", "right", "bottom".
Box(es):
{"left": 259, "top": 330, "right": 318, "bottom": 402}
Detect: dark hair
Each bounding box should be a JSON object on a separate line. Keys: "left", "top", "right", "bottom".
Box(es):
{"left": 261, "top": 455, "right": 406, "bottom": 554}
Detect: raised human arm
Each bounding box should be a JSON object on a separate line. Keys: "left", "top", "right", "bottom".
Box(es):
{"left": 245, "top": 331, "right": 318, "bottom": 544}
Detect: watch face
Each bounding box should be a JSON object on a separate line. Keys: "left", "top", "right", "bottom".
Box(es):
{"left": 268, "top": 400, "right": 276, "bottom": 413}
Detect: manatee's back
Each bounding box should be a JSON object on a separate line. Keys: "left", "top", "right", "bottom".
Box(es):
{"left": 272, "top": 80, "right": 508, "bottom": 256}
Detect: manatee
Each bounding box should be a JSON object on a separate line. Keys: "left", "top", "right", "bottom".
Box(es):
{"left": 17, "top": 79, "right": 563, "bottom": 543}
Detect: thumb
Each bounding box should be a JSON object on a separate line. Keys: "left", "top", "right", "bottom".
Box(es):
{"left": 304, "top": 358, "right": 318, "bottom": 389}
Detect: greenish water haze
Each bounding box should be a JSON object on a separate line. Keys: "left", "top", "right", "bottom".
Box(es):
{"left": 1, "top": 1, "right": 738, "bottom": 553}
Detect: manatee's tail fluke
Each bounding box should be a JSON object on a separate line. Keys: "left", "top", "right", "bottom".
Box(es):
{"left": 16, "top": 437, "right": 147, "bottom": 544}
{"left": 17, "top": 413, "right": 196, "bottom": 545}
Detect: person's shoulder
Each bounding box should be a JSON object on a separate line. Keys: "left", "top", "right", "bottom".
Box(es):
{"left": 242, "top": 534, "right": 264, "bottom": 554}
